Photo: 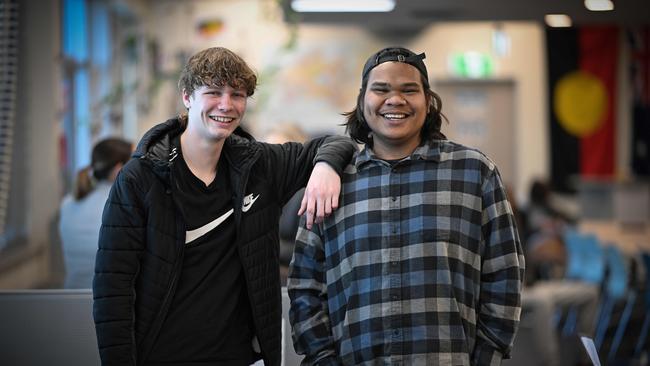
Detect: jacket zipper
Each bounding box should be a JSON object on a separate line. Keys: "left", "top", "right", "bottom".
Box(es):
{"left": 139, "top": 241, "right": 184, "bottom": 364}
{"left": 231, "top": 150, "right": 268, "bottom": 360}
{"left": 130, "top": 264, "right": 141, "bottom": 365}
{"left": 138, "top": 159, "right": 186, "bottom": 364}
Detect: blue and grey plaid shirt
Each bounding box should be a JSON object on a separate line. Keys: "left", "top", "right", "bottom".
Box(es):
{"left": 288, "top": 140, "right": 525, "bottom": 366}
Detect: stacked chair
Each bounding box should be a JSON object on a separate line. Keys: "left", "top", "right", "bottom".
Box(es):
{"left": 557, "top": 229, "right": 649, "bottom": 365}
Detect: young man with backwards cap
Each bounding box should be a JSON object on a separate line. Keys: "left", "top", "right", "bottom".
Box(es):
{"left": 288, "top": 47, "right": 525, "bottom": 365}
{"left": 93, "top": 47, "right": 357, "bottom": 366}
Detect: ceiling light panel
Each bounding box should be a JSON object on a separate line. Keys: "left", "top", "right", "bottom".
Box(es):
{"left": 291, "top": 0, "right": 396, "bottom": 13}
{"left": 584, "top": 0, "right": 615, "bottom": 11}
{"left": 545, "top": 14, "right": 573, "bottom": 27}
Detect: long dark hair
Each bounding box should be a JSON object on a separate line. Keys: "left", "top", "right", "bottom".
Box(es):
{"left": 73, "top": 138, "right": 132, "bottom": 200}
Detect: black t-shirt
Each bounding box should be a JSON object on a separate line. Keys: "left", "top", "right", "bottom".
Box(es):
{"left": 146, "top": 137, "right": 255, "bottom": 365}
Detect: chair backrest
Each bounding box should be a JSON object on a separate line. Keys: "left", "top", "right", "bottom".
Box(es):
{"left": 603, "top": 245, "right": 628, "bottom": 300}
{"left": 0, "top": 289, "right": 100, "bottom": 366}
{"left": 643, "top": 253, "right": 650, "bottom": 306}
{"left": 564, "top": 229, "right": 605, "bottom": 284}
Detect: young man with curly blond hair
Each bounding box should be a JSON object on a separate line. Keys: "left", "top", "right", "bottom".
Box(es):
{"left": 93, "top": 47, "right": 356, "bottom": 366}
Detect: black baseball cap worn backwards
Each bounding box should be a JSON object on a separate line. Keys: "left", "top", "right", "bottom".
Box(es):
{"left": 361, "top": 47, "right": 428, "bottom": 83}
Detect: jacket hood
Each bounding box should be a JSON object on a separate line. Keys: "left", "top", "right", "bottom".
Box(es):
{"left": 134, "top": 117, "right": 256, "bottom": 164}
{"left": 133, "top": 118, "right": 180, "bottom": 162}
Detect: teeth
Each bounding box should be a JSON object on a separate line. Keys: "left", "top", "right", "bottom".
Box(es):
{"left": 382, "top": 113, "right": 407, "bottom": 119}
{"left": 210, "top": 116, "right": 234, "bottom": 123}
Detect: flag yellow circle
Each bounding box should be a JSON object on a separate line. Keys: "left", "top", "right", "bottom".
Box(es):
{"left": 553, "top": 71, "right": 607, "bottom": 137}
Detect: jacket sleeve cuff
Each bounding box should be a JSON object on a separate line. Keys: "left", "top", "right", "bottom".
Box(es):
{"left": 472, "top": 343, "right": 504, "bottom": 366}
{"left": 312, "top": 137, "right": 357, "bottom": 176}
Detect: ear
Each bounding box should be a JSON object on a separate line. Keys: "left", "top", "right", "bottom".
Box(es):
{"left": 182, "top": 89, "right": 192, "bottom": 109}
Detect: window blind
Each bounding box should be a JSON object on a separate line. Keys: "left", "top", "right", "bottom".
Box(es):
{"left": 0, "top": 0, "right": 18, "bottom": 244}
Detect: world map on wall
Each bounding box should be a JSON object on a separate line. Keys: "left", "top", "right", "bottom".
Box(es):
{"left": 280, "top": 51, "right": 353, "bottom": 109}
{"left": 253, "top": 44, "right": 372, "bottom": 134}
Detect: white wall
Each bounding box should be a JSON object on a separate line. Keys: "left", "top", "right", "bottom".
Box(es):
{"left": 412, "top": 22, "right": 548, "bottom": 204}
{"left": 130, "top": 1, "right": 548, "bottom": 203}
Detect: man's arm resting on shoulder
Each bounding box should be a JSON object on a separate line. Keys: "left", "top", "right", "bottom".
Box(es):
{"left": 288, "top": 218, "right": 338, "bottom": 365}
{"left": 473, "top": 169, "right": 526, "bottom": 366}
{"left": 302, "top": 135, "right": 356, "bottom": 228}
{"left": 93, "top": 172, "right": 145, "bottom": 366}
{"left": 266, "top": 135, "right": 356, "bottom": 227}
{"left": 310, "top": 135, "right": 357, "bottom": 177}
{"left": 299, "top": 162, "right": 341, "bottom": 229}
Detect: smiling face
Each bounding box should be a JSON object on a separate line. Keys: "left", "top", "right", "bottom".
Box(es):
{"left": 362, "top": 61, "right": 429, "bottom": 160}
{"left": 182, "top": 85, "right": 247, "bottom": 143}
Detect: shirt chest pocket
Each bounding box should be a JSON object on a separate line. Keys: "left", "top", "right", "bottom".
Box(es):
{"left": 417, "top": 206, "right": 482, "bottom": 256}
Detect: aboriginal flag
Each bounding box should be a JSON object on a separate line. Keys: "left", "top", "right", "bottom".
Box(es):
{"left": 629, "top": 28, "right": 650, "bottom": 176}
{"left": 547, "top": 27, "right": 618, "bottom": 192}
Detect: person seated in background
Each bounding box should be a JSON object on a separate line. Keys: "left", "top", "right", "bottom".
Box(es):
{"left": 288, "top": 46, "right": 524, "bottom": 365}
{"left": 261, "top": 122, "right": 309, "bottom": 286}
{"left": 58, "top": 137, "right": 132, "bottom": 289}
{"left": 526, "top": 179, "right": 571, "bottom": 236}
{"left": 524, "top": 179, "right": 573, "bottom": 283}
{"left": 505, "top": 184, "right": 541, "bottom": 287}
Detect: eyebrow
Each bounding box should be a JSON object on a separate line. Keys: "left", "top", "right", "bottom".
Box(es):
{"left": 203, "top": 86, "right": 246, "bottom": 93}
{"left": 369, "top": 81, "right": 421, "bottom": 88}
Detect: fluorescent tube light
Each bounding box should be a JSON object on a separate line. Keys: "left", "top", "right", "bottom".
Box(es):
{"left": 291, "top": 0, "right": 395, "bottom": 13}
{"left": 584, "top": 0, "right": 614, "bottom": 11}
{"left": 545, "top": 14, "right": 572, "bottom": 28}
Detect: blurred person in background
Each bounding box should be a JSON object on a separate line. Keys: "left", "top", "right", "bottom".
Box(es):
{"left": 524, "top": 179, "right": 573, "bottom": 283}
{"left": 261, "top": 122, "right": 309, "bottom": 285}
{"left": 526, "top": 179, "right": 571, "bottom": 236}
{"left": 58, "top": 137, "right": 132, "bottom": 289}
{"left": 289, "top": 47, "right": 525, "bottom": 365}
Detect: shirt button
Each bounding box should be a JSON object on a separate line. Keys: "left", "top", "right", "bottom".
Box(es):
{"left": 391, "top": 261, "right": 399, "bottom": 267}
{"left": 391, "top": 196, "right": 397, "bottom": 201}
{"left": 391, "top": 295, "right": 398, "bottom": 300}
{"left": 393, "top": 329, "right": 400, "bottom": 336}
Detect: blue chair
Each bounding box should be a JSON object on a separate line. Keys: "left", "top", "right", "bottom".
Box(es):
{"left": 633, "top": 253, "right": 650, "bottom": 359}
{"left": 563, "top": 229, "right": 605, "bottom": 285}
{"left": 558, "top": 229, "right": 605, "bottom": 337}
{"left": 593, "top": 245, "right": 633, "bottom": 361}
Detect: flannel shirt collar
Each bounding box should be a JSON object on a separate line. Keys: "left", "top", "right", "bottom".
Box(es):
{"left": 354, "top": 139, "right": 444, "bottom": 170}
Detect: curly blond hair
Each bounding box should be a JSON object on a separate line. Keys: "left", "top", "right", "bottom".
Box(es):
{"left": 178, "top": 47, "right": 257, "bottom": 98}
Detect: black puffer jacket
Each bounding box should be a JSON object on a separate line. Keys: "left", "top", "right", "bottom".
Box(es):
{"left": 93, "top": 118, "right": 356, "bottom": 366}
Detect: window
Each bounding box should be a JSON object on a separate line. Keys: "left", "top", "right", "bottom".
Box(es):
{"left": 62, "top": 0, "right": 91, "bottom": 189}
{"left": 0, "top": 0, "right": 18, "bottom": 249}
